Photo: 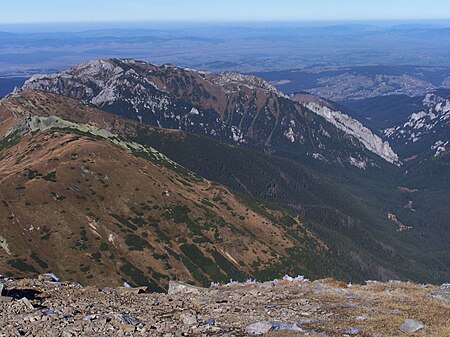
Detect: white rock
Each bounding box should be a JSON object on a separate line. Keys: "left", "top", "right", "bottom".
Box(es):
{"left": 302, "top": 102, "right": 400, "bottom": 165}
{"left": 167, "top": 281, "right": 206, "bottom": 295}
{"left": 399, "top": 319, "right": 425, "bottom": 333}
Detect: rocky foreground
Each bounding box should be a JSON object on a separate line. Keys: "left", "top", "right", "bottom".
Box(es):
{"left": 0, "top": 275, "right": 449, "bottom": 337}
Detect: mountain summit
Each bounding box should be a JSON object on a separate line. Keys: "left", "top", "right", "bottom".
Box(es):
{"left": 23, "top": 58, "right": 399, "bottom": 168}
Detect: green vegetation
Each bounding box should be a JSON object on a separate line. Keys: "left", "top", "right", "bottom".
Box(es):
{"left": 125, "top": 234, "right": 150, "bottom": 251}
{"left": 110, "top": 214, "right": 138, "bottom": 231}
{"left": 30, "top": 252, "right": 48, "bottom": 269}
{"left": 120, "top": 258, "right": 163, "bottom": 291}
{"left": 7, "top": 258, "right": 37, "bottom": 273}
{"left": 211, "top": 251, "right": 247, "bottom": 281}
{"left": 132, "top": 126, "right": 450, "bottom": 283}
{"left": 42, "top": 171, "right": 57, "bottom": 182}
{"left": 179, "top": 244, "right": 225, "bottom": 281}
{"left": 167, "top": 205, "right": 191, "bottom": 224}
{"left": 0, "top": 130, "right": 21, "bottom": 151}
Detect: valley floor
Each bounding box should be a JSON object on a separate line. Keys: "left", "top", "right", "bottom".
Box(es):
{"left": 0, "top": 276, "right": 449, "bottom": 336}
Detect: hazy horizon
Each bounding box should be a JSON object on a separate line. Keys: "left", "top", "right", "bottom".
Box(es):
{"left": 2, "top": 0, "right": 450, "bottom": 25}
{"left": 1, "top": 18, "right": 450, "bottom": 34}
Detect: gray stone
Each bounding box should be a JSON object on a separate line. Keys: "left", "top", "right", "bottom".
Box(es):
{"left": 180, "top": 311, "right": 197, "bottom": 326}
{"left": 38, "top": 273, "right": 60, "bottom": 282}
{"left": 430, "top": 283, "right": 450, "bottom": 301}
{"left": 204, "top": 318, "right": 215, "bottom": 325}
{"left": 345, "top": 327, "right": 363, "bottom": 334}
{"left": 18, "top": 297, "right": 34, "bottom": 310}
{"left": 0, "top": 281, "right": 3, "bottom": 296}
{"left": 167, "top": 281, "right": 206, "bottom": 295}
{"left": 246, "top": 321, "right": 274, "bottom": 334}
{"left": 119, "top": 313, "right": 141, "bottom": 325}
{"left": 399, "top": 319, "right": 425, "bottom": 333}
{"left": 271, "top": 322, "right": 305, "bottom": 332}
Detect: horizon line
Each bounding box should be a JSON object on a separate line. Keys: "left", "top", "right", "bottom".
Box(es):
{"left": 2, "top": 18, "right": 450, "bottom": 26}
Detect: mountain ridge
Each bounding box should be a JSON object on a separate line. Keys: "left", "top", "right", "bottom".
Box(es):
{"left": 0, "top": 90, "right": 329, "bottom": 288}
{"left": 22, "top": 58, "right": 400, "bottom": 168}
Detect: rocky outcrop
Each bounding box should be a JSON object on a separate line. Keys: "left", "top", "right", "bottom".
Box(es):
{"left": 384, "top": 92, "right": 450, "bottom": 157}
{"left": 292, "top": 95, "right": 400, "bottom": 165}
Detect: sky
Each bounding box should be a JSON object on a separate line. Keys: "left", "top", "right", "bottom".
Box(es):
{"left": 1, "top": 0, "right": 450, "bottom": 24}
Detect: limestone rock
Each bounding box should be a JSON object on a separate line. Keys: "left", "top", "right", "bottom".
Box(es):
{"left": 399, "top": 319, "right": 425, "bottom": 333}
{"left": 246, "top": 321, "right": 274, "bottom": 334}
{"left": 167, "top": 281, "right": 206, "bottom": 295}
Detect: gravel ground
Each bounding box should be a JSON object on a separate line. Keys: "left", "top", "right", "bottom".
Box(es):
{"left": 0, "top": 276, "right": 449, "bottom": 336}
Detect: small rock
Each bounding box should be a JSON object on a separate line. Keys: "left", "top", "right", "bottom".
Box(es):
{"left": 246, "top": 321, "right": 305, "bottom": 334}
{"left": 18, "top": 297, "right": 34, "bottom": 310}
{"left": 399, "top": 319, "right": 425, "bottom": 333}
{"left": 38, "top": 273, "right": 60, "bottom": 282}
{"left": 272, "top": 322, "right": 304, "bottom": 332}
{"left": 204, "top": 318, "right": 215, "bottom": 325}
{"left": 168, "top": 281, "right": 206, "bottom": 295}
{"left": 180, "top": 311, "right": 197, "bottom": 326}
{"left": 430, "top": 283, "right": 450, "bottom": 301}
{"left": 246, "top": 321, "right": 273, "bottom": 335}
{"left": 345, "top": 327, "right": 363, "bottom": 334}
{"left": 119, "top": 313, "right": 140, "bottom": 325}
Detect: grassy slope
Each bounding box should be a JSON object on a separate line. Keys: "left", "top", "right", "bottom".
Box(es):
{"left": 131, "top": 127, "right": 450, "bottom": 283}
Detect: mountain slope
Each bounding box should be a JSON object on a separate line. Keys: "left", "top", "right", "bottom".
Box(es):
{"left": 0, "top": 90, "right": 329, "bottom": 288}
{"left": 290, "top": 93, "right": 399, "bottom": 165}
{"left": 384, "top": 91, "right": 450, "bottom": 159}
{"left": 3, "top": 90, "right": 449, "bottom": 285}
{"left": 22, "top": 58, "right": 399, "bottom": 168}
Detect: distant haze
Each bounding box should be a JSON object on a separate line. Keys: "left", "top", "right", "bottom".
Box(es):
{"left": 1, "top": 0, "right": 450, "bottom": 24}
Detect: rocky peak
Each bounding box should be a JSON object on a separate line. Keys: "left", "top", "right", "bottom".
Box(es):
{"left": 22, "top": 58, "right": 400, "bottom": 168}
{"left": 203, "top": 71, "right": 282, "bottom": 95}
{"left": 291, "top": 93, "right": 401, "bottom": 165}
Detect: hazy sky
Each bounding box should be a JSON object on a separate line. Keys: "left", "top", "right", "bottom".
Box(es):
{"left": 2, "top": 0, "right": 450, "bottom": 24}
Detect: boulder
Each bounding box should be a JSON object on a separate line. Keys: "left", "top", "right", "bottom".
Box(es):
{"left": 167, "top": 281, "right": 206, "bottom": 295}
{"left": 399, "top": 319, "right": 425, "bottom": 333}
{"left": 246, "top": 321, "right": 274, "bottom": 335}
